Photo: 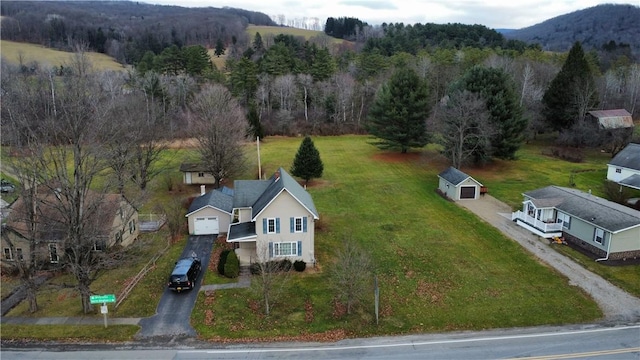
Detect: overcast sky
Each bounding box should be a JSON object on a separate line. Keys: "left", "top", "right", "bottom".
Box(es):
{"left": 148, "top": 0, "right": 638, "bottom": 29}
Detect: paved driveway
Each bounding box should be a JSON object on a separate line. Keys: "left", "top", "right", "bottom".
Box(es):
{"left": 136, "top": 234, "right": 215, "bottom": 338}
{"left": 457, "top": 195, "right": 640, "bottom": 323}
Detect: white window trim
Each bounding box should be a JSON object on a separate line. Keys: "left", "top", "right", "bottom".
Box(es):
{"left": 294, "top": 217, "right": 303, "bottom": 233}
{"left": 594, "top": 228, "right": 604, "bottom": 245}
{"left": 273, "top": 242, "right": 298, "bottom": 257}
{"left": 267, "top": 218, "right": 277, "bottom": 234}
{"left": 4, "top": 248, "right": 13, "bottom": 261}
{"left": 49, "top": 243, "right": 59, "bottom": 263}
{"left": 557, "top": 212, "right": 571, "bottom": 229}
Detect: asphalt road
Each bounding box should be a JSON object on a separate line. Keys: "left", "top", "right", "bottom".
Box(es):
{"left": 2, "top": 324, "right": 638, "bottom": 359}
{"left": 136, "top": 235, "right": 215, "bottom": 338}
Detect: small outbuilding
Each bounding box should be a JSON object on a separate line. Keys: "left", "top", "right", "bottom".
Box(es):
{"left": 438, "top": 167, "right": 484, "bottom": 200}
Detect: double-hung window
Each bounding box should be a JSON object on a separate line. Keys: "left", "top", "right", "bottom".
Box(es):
{"left": 267, "top": 218, "right": 276, "bottom": 234}
{"left": 594, "top": 228, "right": 604, "bottom": 245}
{"left": 4, "top": 248, "right": 12, "bottom": 260}
{"left": 49, "top": 244, "right": 59, "bottom": 263}
{"left": 16, "top": 248, "right": 23, "bottom": 261}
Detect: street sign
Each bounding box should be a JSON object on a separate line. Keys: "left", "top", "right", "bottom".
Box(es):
{"left": 90, "top": 294, "right": 116, "bottom": 304}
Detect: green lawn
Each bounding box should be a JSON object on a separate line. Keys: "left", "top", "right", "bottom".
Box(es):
{"left": 3, "top": 135, "right": 638, "bottom": 342}
{"left": 192, "top": 135, "right": 610, "bottom": 341}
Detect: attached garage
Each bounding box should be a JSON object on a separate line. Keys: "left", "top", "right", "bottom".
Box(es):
{"left": 437, "top": 166, "right": 484, "bottom": 201}
{"left": 193, "top": 216, "right": 219, "bottom": 235}
{"left": 186, "top": 187, "right": 234, "bottom": 236}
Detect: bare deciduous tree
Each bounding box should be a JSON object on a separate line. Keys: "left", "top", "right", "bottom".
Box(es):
{"left": 189, "top": 84, "right": 248, "bottom": 188}
{"left": 329, "top": 238, "right": 374, "bottom": 315}
{"left": 437, "top": 90, "right": 493, "bottom": 169}
{"left": 250, "top": 243, "right": 291, "bottom": 316}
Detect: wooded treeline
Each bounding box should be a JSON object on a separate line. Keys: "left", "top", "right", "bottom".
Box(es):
{"left": 0, "top": 1, "right": 275, "bottom": 64}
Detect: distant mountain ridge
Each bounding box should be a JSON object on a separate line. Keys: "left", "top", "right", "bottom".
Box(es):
{"left": 505, "top": 4, "right": 640, "bottom": 55}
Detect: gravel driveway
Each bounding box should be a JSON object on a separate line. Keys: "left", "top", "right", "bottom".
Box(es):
{"left": 457, "top": 195, "right": 640, "bottom": 323}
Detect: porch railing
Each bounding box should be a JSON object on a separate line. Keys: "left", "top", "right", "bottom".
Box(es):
{"left": 511, "top": 211, "right": 563, "bottom": 233}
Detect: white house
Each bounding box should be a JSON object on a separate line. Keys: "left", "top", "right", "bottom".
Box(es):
{"left": 607, "top": 143, "right": 640, "bottom": 190}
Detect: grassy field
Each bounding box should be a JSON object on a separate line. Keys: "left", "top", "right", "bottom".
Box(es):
{"left": 0, "top": 40, "right": 126, "bottom": 72}
{"left": 2, "top": 135, "right": 638, "bottom": 342}
{"left": 246, "top": 25, "right": 347, "bottom": 44}
{"left": 191, "top": 135, "right": 613, "bottom": 341}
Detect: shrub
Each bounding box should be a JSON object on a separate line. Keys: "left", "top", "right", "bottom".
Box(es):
{"left": 224, "top": 251, "right": 240, "bottom": 278}
{"left": 279, "top": 259, "right": 292, "bottom": 272}
{"left": 293, "top": 260, "right": 306, "bottom": 272}
{"left": 218, "top": 249, "right": 231, "bottom": 276}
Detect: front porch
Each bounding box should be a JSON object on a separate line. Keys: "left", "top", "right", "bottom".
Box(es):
{"left": 511, "top": 211, "right": 563, "bottom": 238}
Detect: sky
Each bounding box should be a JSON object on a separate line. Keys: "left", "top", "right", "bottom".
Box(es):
{"left": 148, "top": 0, "right": 639, "bottom": 29}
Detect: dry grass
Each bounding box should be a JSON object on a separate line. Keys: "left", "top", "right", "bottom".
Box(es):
{"left": 0, "top": 40, "right": 126, "bottom": 72}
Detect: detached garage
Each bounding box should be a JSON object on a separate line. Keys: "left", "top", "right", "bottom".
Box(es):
{"left": 438, "top": 167, "right": 484, "bottom": 201}
{"left": 186, "top": 186, "right": 234, "bottom": 235}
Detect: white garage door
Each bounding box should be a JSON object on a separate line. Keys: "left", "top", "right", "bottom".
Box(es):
{"left": 194, "top": 217, "right": 219, "bottom": 235}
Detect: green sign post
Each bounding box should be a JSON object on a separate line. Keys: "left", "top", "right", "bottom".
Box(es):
{"left": 90, "top": 294, "right": 116, "bottom": 304}
{"left": 90, "top": 294, "right": 116, "bottom": 327}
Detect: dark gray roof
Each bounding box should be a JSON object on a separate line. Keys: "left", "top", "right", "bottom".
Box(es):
{"left": 233, "top": 168, "right": 319, "bottom": 220}
{"left": 179, "top": 163, "right": 208, "bottom": 172}
{"left": 609, "top": 143, "right": 640, "bottom": 171}
{"left": 620, "top": 174, "right": 640, "bottom": 190}
{"left": 438, "top": 166, "right": 481, "bottom": 186}
{"left": 524, "top": 186, "right": 640, "bottom": 233}
{"left": 186, "top": 188, "right": 234, "bottom": 215}
{"left": 233, "top": 179, "right": 271, "bottom": 208}
{"left": 227, "top": 221, "right": 256, "bottom": 241}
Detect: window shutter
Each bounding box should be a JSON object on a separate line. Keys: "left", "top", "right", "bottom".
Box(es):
{"left": 269, "top": 242, "right": 273, "bottom": 258}
{"left": 276, "top": 218, "right": 280, "bottom": 233}
{"left": 263, "top": 218, "right": 267, "bottom": 234}
{"left": 297, "top": 241, "right": 302, "bottom": 256}
{"left": 290, "top": 217, "right": 294, "bottom": 233}
{"left": 303, "top": 217, "right": 307, "bottom": 232}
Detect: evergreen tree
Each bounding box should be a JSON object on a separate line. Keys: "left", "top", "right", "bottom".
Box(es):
{"left": 310, "top": 47, "right": 336, "bottom": 82}
{"left": 366, "top": 66, "right": 431, "bottom": 153}
{"left": 214, "top": 38, "right": 225, "bottom": 57}
{"left": 290, "top": 136, "right": 324, "bottom": 186}
{"left": 183, "top": 45, "right": 211, "bottom": 76}
{"left": 453, "top": 66, "right": 526, "bottom": 161}
{"left": 542, "top": 42, "right": 598, "bottom": 131}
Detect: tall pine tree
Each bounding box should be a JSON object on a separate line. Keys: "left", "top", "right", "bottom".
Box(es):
{"left": 542, "top": 42, "right": 598, "bottom": 131}
{"left": 290, "top": 136, "right": 323, "bottom": 186}
{"left": 367, "top": 66, "right": 431, "bottom": 153}
{"left": 453, "top": 66, "right": 525, "bottom": 161}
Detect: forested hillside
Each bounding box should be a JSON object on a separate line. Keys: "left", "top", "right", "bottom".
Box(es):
{"left": 505, "top": 4, "right": 640, "bottom": 58}
{"left": 0, "top": 1, "right": 275, "bottom": 64}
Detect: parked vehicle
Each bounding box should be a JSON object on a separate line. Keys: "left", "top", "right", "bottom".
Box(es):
{"left": 0, "top": 180, "right": 15, "bottom": 193}
{"left": 167, "top": 256, "right": 201, "bottom": 292}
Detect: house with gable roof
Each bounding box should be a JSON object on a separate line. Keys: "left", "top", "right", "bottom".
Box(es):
{"left": 607, "top": 143, "right": 640, "bottom": 190}
{"left": 185, "top": 185, "right": 234, "bottom": 235}
{"left": 184, "top": 168, "right": 319, "bottom": 266}
{"left": 437, "top": 166, "right": 484, "bottom": 200}
{"left": 511, "top": 186, "right": 640, "bottom": 260}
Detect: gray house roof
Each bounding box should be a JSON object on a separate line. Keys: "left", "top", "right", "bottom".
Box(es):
{"left": 523, "top": 186, "right": 640, "bottom": 233}
{"left": 234, "top": 167, "right": 319, "bottom": 220}
{"left": 620, "top": 174, "right": 640, "bottom": 190}
{"left": 228, "top": 221, "right": 257, "bottom": 241}
{"left": 186, "top": 188, "right": 234, "bottom": 215}
{"left": 179, "top": 163, "right": 208, "bottom": 172}
{"left": 438, "top": 166, "right": 482, "bottom": 186}
{"left": 609, "top": 143, "right": 640, "bottom": 171}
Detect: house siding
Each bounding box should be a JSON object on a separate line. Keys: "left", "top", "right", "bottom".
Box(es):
{"left": 563, "top": 216, "right": 608, "bottom": 253}
{"left": 607, "top": 164, "right": 637, "bottom": 183}
{"left": 610, "top": 228, "right": 640, "bottom": 254}
{"left": 187, "top": 207, "right": 231, "bottom": 235}
{"left": 183, "top": 171, "right": 216, "bottom": 185}
{"left": 255, "top": 191, "right": 315, "bottom": 264}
